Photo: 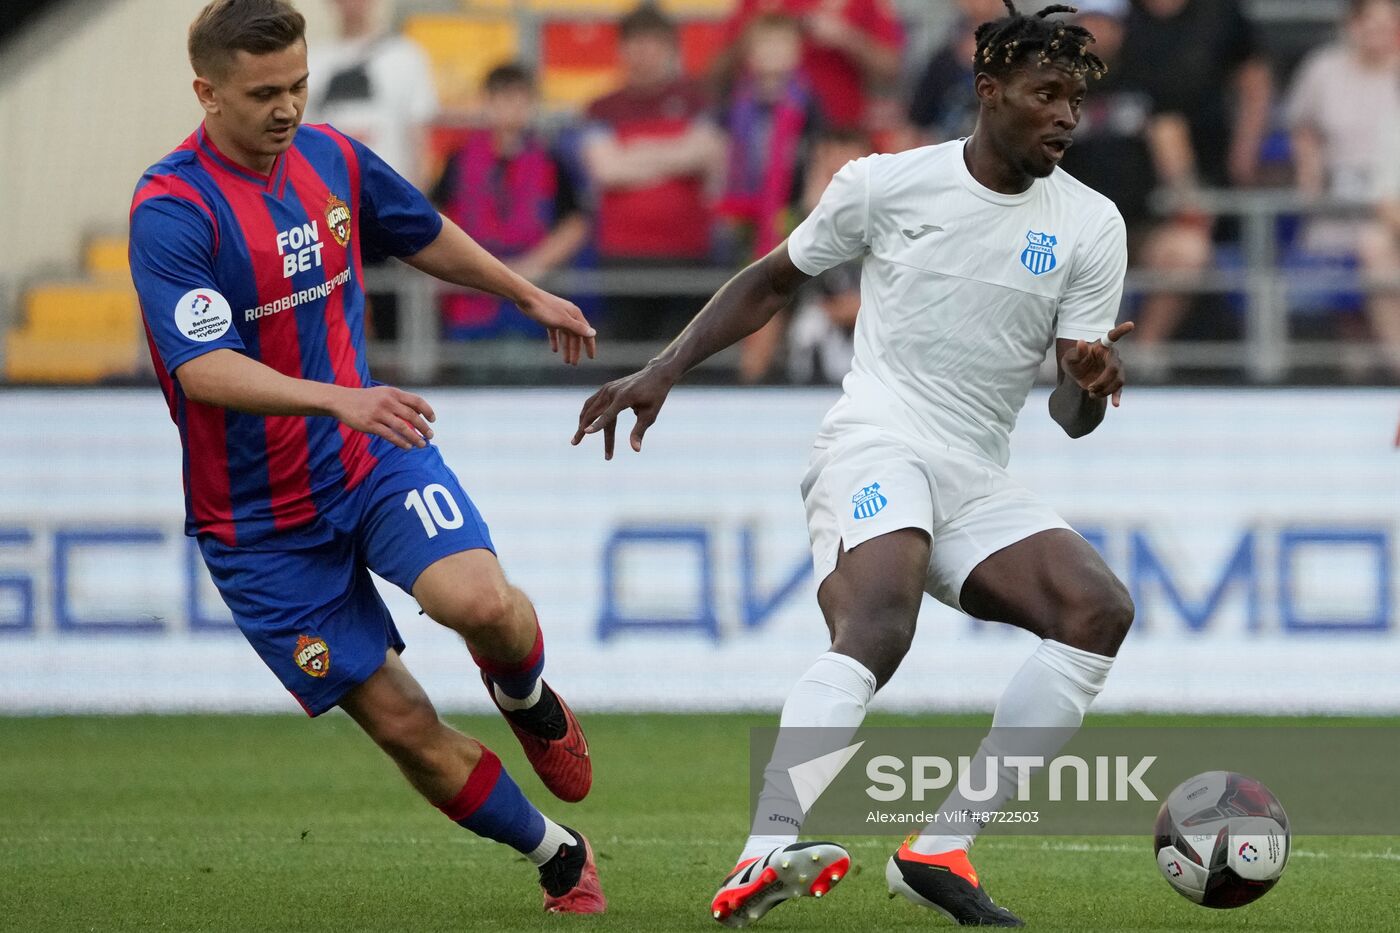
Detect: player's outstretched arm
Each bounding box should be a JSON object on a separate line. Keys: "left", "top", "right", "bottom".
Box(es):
{"left": 404, "top": 216, "right": 596, "bottom": 365}
{"left": 572, "top": 244, "right": 811, "bottom": 459}
{"left": 1049, "top": 321, "right": 1135, "bottom": 439}
{"left": 176, "top": 349, "right": 435, "bottom": 451}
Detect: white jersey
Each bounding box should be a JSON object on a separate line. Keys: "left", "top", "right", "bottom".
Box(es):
{"left": 787, "top": 140, "right": 1127, "bottom": 467}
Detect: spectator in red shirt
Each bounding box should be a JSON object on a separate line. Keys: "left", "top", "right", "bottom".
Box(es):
{"left": 583, "top": 3, "right": 726, "bottom": 339}
{"left": 715, "top": 0, "right": 904, "bottom": 130}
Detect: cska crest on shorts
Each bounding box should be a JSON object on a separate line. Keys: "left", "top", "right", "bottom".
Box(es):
{"left": 1020, "top": 231, "right": 1058, "bottom": 275}
{"left": 852, "top": 482, "right": 888, "bottom": 520}
{"left": 325, "top": 194, "right": 352, "bottom": 248}
{"left": 294, "top": 634, "right": 331, "bottom": 678}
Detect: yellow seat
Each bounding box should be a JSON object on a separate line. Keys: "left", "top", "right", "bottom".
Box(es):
{"left": 20, "top": 284, "right": 141, "bottom": 342}
{"left": 4, "top": 331, "right": 144, "bottom": 383}
{"left": 403, "top": 14, "right": 520, "bottom": 111}
{"left": 5, "top": 284, "right": 144, "bottom": 383}
{"left": 659, "top": 0, "right": 737, "bottom": 16}
{"left": 517, "top": 0, "right": 737, "bottom": 14}
{"left": 541, "top": 67, "right": 620, "bottom": 110}
{"left": 521, "top": 0, "right": 638, "bottom": 13}
{"left": 84, "top": 235, "right": 129, "bottom": 279}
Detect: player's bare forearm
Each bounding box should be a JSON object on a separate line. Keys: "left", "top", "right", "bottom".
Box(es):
{"left": 1048, "top": 376, "right": 1107, "bottom": 438}
{"left": 1050, "top": 325, "right": 1134, "bottom": 438}
{"left": 175, "top": 349, "right": 435, "bottom": 451}
{"left": 406, "top": 216, "right": 596, "bottom": 363}
{"left": 573, "top": 244, "right": 810, "bottom": 458}
{"left": 651, "top": 244, "right": 810, "bottom": 382}
{"left": 406, "top": 216, "right": 536, "bottom": 305}
{"left": 176, "top": 348, "right": 344, "bottom": 416}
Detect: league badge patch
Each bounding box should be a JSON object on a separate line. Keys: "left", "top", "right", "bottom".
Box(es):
{"left": 294, "top": 635, "right": 331, "bottom": 678}
{"left": 1020, "top": 231, "right": 1058, "bottom": 276}
{"left": 325, "top": 194, "right": 352, "bottom": 248}
{"left": 173, "top": 288, "right": 232, "bottom": 342}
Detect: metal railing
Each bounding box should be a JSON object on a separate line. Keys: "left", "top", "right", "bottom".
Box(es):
{"left": 1140, "top": 189, "right": 1398, "bottom": 381}
{"left": 363, "top": 189, "right": 1398, "bottom": 384}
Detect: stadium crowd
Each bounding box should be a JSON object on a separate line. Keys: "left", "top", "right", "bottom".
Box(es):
{"left": 309, "top": 0, "right": 1400, "bottom": 384}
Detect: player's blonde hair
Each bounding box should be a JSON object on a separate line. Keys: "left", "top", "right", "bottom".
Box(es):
{"left": 188, "top": 0, "right": 307, "bottom": 79}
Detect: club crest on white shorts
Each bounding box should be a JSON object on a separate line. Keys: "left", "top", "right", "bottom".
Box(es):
{"left": 852, "top": 483, "right": 888, "bottom": 520}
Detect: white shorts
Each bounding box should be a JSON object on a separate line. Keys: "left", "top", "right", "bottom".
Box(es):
{"left": 801, "top": 428, "right": 1072, "bottom": 611}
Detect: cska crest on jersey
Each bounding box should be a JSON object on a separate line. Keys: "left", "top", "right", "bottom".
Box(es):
{"left": 325, "top": 194, "right": 352, "bottom": 247}
{"left": 1020, "top": 231, "right": 1058, "bottom": 276}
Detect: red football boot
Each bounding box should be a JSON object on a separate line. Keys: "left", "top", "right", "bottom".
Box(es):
{"left": 483, "top": 674, "right": 592, "bottom": 802}
{"left": 540, "top": 829, "right": 606, "bottom": 914}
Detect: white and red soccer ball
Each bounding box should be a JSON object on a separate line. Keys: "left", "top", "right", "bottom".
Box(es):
{"left": 1153, "top": 771, "right": 1290, "bottom": 909}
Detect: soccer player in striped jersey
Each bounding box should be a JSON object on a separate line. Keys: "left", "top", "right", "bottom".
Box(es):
{"left": 129, "top": 0, "right": 602, "bottom": 913}
{"left": 577, "top": 3, "right": 1135, "bottom": 926}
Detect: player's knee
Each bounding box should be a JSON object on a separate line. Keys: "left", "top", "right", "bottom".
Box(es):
{"left": 830, "top": 593, "right": 919, "bottom": 686}
{"left": 1059, "top": 580, "right": 1134, "bottom": 655}
{"left": 431, "top": 578, "right": 515, "bottom": 640}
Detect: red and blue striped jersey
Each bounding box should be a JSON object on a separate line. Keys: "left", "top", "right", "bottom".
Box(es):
{"left": 129, "top": 123, "right": 443, "bottom": 546}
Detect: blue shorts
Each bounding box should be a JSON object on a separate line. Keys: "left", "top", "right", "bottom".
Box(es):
{"left": 199, "top": 444, "right": 495, "bottom": 716}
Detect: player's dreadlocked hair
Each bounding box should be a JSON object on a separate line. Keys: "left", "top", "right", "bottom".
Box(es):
{"left": 973, "top": 2, "right": 1107, "bottom": 81}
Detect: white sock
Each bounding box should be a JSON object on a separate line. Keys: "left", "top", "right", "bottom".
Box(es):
{"left": 526, "top": 817, "right": 578, "bottom": 867}
{"left": 739, "top": 652, "right": 877, "bottom": 864}
{"left": 494, "top": 680, "right": 542, "bottom": 712}
{"left": 912, "top": 639, "right": 1114, "bottom": 855}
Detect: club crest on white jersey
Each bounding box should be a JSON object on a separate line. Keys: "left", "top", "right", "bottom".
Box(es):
{"left": 1020, "top": 231, "right": 1058, "bottom": 275}
{"left": 852, "top": 483, "right": 888, "bottom": 520}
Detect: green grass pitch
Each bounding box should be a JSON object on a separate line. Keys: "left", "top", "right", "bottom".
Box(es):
{"left": 2, "top": 713, "right": 1395, "bottom": 932}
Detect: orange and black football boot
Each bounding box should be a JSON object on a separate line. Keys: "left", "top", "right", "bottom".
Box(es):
{"left": 886, "top": 838, "right": 1024, "bottom": 927}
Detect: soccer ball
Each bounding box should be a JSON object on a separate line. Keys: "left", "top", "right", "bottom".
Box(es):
{"left": 1153, "top": 771, "right": 1290, "bottom": 909}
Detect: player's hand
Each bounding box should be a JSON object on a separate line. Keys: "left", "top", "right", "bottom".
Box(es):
{"left": 572, "top": 364, "right": 678, "bottom": 460}
{"left": 1062, "top": 321, "right": 1135, "bottom": 407}
{"left": 332, "top": 385, "right": 436, "bottom": 450}
{"left": 517, "top": 289, "right": 597, "bottom": 366}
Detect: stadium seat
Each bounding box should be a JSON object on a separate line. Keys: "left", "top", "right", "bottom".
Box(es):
{"left": 679, "top": 19, "right": 727, "bottom": 75}
{"left": 660, "top": 0, "right": 738, "bottom": 16}
{"left": 402, "top": 14, "right": 520, "bottom": 111}
{"left": 542, "top": 20, "right": 619, "bottom": 70}
{"left": 539, "top": 19, "right": 619, "bottom": 107}
{"left": 520, "top": 0, "right": 638, "bottom": 13}
{"left": 541, "top": 66, "right": 620, "bottom": 110}
{"left": 84, "top": 234, "right": 129, "bottom": 279}
{"left": 4, "top": 283, "right": 144, "bottom": 383}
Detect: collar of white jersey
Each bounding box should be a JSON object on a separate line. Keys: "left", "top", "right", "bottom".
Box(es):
{"left": 954, "top": 138, "right": 1042, "bottom": 207}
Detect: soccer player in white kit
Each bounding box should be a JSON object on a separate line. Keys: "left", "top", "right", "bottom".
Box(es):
{"left": 576, "top": 3, "right": 1132, "bottom": 926}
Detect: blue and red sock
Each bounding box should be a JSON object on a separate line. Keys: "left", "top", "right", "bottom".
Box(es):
{"left": 474, "top": 624, "right": 545, "bottom": 702}
{"left": 438, "top": 746, "right": 571, "bottom": 864}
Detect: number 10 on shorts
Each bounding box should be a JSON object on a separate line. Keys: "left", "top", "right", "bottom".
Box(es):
{"left": 404, "top": 484, "right": 465, "bottom": 538}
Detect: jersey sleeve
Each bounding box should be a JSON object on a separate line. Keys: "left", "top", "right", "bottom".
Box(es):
{"left": 1055, "top": 208, "right": 1128, "bottom": 342}
{"left": 129, "top": 194, "right": 246, "bottom": 374}
{"left": 787, "top": 157, "right": 872, "bottom": 276}
{"left": 347, "top": 134, "right": 444, "bottom": 260}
